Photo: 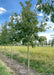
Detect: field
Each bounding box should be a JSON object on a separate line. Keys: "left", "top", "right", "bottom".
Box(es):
{"left": 0, "top": 46, "right": 54, "bottom": 74}
{"left": 0, "top": 60, "right": 12, "bottom": 75}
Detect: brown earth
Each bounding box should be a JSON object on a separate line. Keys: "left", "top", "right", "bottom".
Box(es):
{"left": 0, "top": 53, "right": 39, "bottom": 75}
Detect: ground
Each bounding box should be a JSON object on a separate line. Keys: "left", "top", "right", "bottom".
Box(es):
{"left": 0, "top": 60, "right": 14, "bottom": 75}
{"left": 0, "top": 46, "right": 54, "bottom": 75}
{"left": 0, "top": 53, "right": 37, "bottom": 75}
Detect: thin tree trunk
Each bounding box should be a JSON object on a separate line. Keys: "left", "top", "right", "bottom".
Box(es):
{"left": 11, "top": 45, "right": 13, "bottom": 64}
{"left": 27, "top": 42, "right": 30, "bottom": 75}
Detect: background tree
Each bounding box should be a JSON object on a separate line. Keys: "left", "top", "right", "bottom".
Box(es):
{"left": 51, "top": 39, "right": 54, "bottom": 46}
{"left": 8, "top": 14, "right": 17, "bottom": 64}
{"left": 8, "top": 14, "right": 16, "bottom": 44}
{"left": 39, "top": 36, "right": 47, "bottom": 46}
{"left": 48, "top": 40, "right": 51, "bottom": 46}
{"left": 0, "top": 21, "right": 8, "bottom": 45}
{"left": 0, "top": 28, "right": 2, "bottom": 45}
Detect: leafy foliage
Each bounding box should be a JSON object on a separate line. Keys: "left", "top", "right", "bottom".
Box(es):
{"left": 36, "top": 0, "right": 54, "bottom": 23}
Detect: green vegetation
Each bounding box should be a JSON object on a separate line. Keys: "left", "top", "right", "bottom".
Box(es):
{"left": 0, "top": 46, "right": 54, "bottom": 74}
{"left": 36, "top": 0, "right": 54, "bottom": 23}
{"left": 0, "top": 60, "right": 12, "bottom": 75}
{"left": 0, "top": 0, "right": 54, "bottom": 75}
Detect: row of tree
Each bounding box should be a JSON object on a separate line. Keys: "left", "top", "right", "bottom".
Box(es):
{"left": 0, "top": 22, "right": 54, "bottom": 46}
{"left": 0, "top": 0, "right": 54, "bottom": 46}
{"left": 0, "top": 0, "right": 54, "bottom": 74}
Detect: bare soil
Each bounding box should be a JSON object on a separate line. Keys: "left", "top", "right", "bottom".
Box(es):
{"left": 0, "top": 53, "right": 38, "bottom": 75}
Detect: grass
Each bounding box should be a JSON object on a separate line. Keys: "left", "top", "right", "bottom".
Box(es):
{"left": 0, "top": 60, "right": 13, "bottom": 75}
{"left": 0, "top": 46, "right": 54, "bottom": 74}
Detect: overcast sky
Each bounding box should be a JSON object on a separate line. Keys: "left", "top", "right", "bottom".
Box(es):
{"left": 0, "top": 0, "right": 54, "bottom": 41}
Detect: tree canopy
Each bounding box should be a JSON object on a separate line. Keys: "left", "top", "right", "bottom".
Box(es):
{"left": 36, "top": 0, "right": 54, "bottom": 23}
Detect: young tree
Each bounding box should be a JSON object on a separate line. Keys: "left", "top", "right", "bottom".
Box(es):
{"left": 0, "top": 21, "right": 8, "bottom": 45}
{"left": 8, "top": 14, "right": 17, "bottom": 64}
{"left": 10, "top": 0, "right": 47, "bottom": 74}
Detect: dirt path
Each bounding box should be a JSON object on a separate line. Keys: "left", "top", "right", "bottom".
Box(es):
{"left": 0, "top": 60, "right": 15, "bottom": 75}
{"left": 0, "top": 53, "right": 38, "bottom": 75}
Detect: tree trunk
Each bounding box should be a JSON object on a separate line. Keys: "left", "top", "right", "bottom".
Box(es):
{"left": 11, "top": 45, "right": 13, "bottom": 64}
{"left": 27, "top": 43, "right": 30, "bottom": 75}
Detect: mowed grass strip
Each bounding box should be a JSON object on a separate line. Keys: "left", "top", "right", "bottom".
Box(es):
{"left": 0, "top": 46, "right": 54, "bottom": 74}
{"left": 0, "top": 60, "right": 13, "bottom": 75}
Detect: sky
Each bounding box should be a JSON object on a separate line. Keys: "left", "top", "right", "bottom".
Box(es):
{"left": 0, "top": 0, "right": 54, "bottom": 42}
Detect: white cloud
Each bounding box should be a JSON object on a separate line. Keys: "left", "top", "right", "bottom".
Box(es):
{"left": 38, "top": 13, "right": 43, "bottom": 16}
{"left": 0, "top": 7, "right": 7, "bottom": 14}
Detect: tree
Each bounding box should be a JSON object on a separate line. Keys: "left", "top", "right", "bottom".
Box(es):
{"left": 51, "top": 39, "right": 54, "bottom": 46}
{"left": 0, "top": 21, "right": 8, "bottom": 45}
{"left": 48, "top": 40, "right": 51, "bottom": 46}
{"left": 9, "top": 0, "right": 48, "bottom": 74}
{"left": 0, "top": 28, "right": 2, "bottom": 45}
{"left": 39, "top": 36, "right": 47, "bottom": 46}
{"left": 36, "top": 0, "right": 54, "bottom": 23}
{"left": 8, "top": 14, "right": 17, "bottom": 64}
{"left": 1, "top": 0, "right": 51, "bottom": 74}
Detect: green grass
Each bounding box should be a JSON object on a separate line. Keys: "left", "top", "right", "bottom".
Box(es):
{"left": 0, "top": 60, "right": 12, "bottom": 75}
{"left": 0, "top": 46, "right": 54, "bottom": 74}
